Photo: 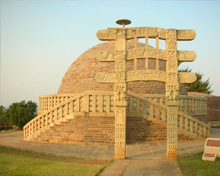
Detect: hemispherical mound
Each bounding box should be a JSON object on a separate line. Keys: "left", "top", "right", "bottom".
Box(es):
{"left": 58, "top": 40, "right": 187, "bottom": 95}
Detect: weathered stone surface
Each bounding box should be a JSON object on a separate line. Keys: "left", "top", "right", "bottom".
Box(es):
{"left": 179, "top": 72, "right": 197, "bottom": 84}
{"left": 96, "top": 27, "right": 196, "bottom": 41}
{"left": 177, "top": 51, "right": 196, "bottom": 62}
{"left": 58, "top": 41, "right": 188, "bottom": 95}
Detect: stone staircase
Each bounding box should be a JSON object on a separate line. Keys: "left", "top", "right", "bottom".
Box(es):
{"left": 23, "top": 91, "right": 210, "bottom": 143}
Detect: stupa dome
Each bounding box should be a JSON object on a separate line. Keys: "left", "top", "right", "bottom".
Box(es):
{"left": 58, "top": 40, "right": 187, "bottom": 95}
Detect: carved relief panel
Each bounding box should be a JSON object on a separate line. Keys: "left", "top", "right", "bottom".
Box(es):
{"left": 114, "top": 83, "right": 127, "bottom": 103}
{"left": 166, "top": 83, "right": 179, "bottom": 103}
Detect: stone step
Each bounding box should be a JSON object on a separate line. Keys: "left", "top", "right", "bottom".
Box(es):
{"left": 202, "top": 152, "right": 217, "bottom": 161}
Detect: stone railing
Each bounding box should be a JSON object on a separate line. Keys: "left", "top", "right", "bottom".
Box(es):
{"left": 38, "top": 94, "right": 76, "bottom": 114}
{"left": 38, "top": 93, "right": 207, "bottom": 116}
{"left": 142, "top": 94, "right": 207, "bottom": 115}
{"left": 128, "top": 93, "right": 210, "bottom": 138}
{"left": 24, "top": 92, "right": 114, "bottom": 139}
{"left": 25, "top": 91, "right": 209, "bottom": 139}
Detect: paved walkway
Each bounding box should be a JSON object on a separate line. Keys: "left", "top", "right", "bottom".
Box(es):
{"left": 0, "top": 128, "right": 220, "bottom": 176}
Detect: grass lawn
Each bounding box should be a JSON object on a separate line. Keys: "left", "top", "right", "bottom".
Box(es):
{"left": 177, "top": 153, "right": 220, "bottom": 176}
{"left": 0, "top": 145, "right": 110, "bottom": 176}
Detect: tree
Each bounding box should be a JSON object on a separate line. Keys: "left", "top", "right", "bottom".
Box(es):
{"left": 6, "top": 101, "right": 38, "bottom": 130}
{"left": 179, "top": 67, "right": 213, "bottom": 94}
{"left": 0, "top": 106, "right": 9, "bottom": 126}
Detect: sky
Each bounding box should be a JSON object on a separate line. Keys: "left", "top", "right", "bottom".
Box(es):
{"left": 1, "top": 1, "right": 220, "bottom": 108}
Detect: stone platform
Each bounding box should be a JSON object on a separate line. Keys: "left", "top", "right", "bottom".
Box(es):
{"left": 1, "top": 129, "right": 220, "bottom": 176}
{"left": 1, "top": 128, "right": 219, "bottom": 160}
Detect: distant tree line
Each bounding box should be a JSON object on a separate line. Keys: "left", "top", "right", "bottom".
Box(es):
{"left": 0, "top": 101, "right": 37, "bottom": 130}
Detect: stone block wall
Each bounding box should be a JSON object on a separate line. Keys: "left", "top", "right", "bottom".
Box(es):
{"left": 188, "top": 92, "right": 220, "bottom": 122}
{"left": 126, "top": 116, "right": 166, "bottom": 141}
{"left": 126, "top": 117, "right": 196, "bottom": 142}
{"left": 34, "top": 114, "right": 199, "bottom": 144}
{"left": 35, "top": 115, "right": 115, "bottom": 144}
{"left": 84, "top": 116, "right": 115, "bottom": 144}
{"left": 37, "top": 116, "right": 85, "bottom": 143}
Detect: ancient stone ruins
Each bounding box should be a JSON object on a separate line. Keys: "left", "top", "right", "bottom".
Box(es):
{"left": 24, "top": 19, "right": 210, "bottom": 160}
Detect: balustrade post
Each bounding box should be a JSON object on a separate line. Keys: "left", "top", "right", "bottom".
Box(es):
{"left": 156, "top": 107, "right": 160, "bottom": 119}
{"left": 75, "top": 99, "right": 80, "bottom": 112}
{"left": 28, "top": 125, "right": 30, "bottom": 136}
{"left": 192, "top": 99, "right": 195, "bottom": 112}
{"left": 46, "top": 97, "right": 49, "bottom": 110}
{"left": 38, "top": 118, "right": 40, "bottom": 130}
{"left": 54, "top": 109, "right": 58, "bottom": 121}
{"left": 69, "top": 101, "right": 74, "bottom": 113}
{"left": 92, "top": 95, "right": 96, "bottom": 112}
{"left": 106, "top": 95, "right": 110, "bottom": 113}
{"left": 59, "top": 106, "right": 62, "bottom": 118}
{"left": 33, "top": 121, "right": 35, "bottom": 133}
{"left": 194, "top": 123, "right": 198, "bottom": 135}
{"left": 199, "top": 124, "right": 202, "bottom": 136}
{"left": 179, "top": 116, "right": 183, "bottom": 128}
{"left": 45, "top": 114, "right": 48, "bottom": 126}
{"left": 30, "top": 122, "right": 34, "bottom": 134}
{"left": 207, "top": 128, "right": 210, "bottom": 138}
{"left": 66, "top": 103, "right": 69, "bottom": 115}
{"left": 99, "top": 95, "right": 103, "bottom": 112}
{"left": 195, "top": 99, "right": 198, "bottom": 113}
{"left": 50, "top": 112, "right": 53, "bottom": 123}
{"left": 190, "top": 120, "right": 194, "bottom": 133}
{"left": 41, "top": 116, "right": 44, "bottom": 127}
{"left": 185, "top": 119, "right": 188, "bottom": 131}
{"left": 55, "top": 97, "right": 57, "bottom": 106}
{"left": 185, "top": 99, "right": 187, "bottom": 113}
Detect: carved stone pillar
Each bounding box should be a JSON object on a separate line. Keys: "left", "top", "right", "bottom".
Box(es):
{"left": 166, "top": 29, "right": 179, "bottom": 159}
{"left": 114, "top": 29, "right": 127, "bottom": 160}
